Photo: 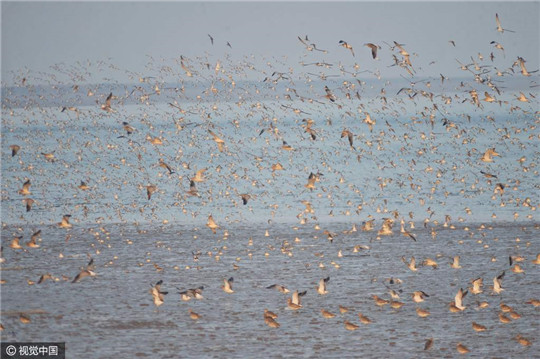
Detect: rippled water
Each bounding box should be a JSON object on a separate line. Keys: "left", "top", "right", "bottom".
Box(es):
{"left": 1, "top": 47, "right": 539, "bottom": 357}
{"left": 1, "top": 222, "right": 539, "bottom": 358}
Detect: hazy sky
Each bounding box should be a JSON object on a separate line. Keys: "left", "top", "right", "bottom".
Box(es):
{"left": 1, "top": 1, "right": 539, "bottom": 84}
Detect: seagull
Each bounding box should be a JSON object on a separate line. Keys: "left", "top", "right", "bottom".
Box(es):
{"left": 412, "top": 291, "right": 429, "bottom": 303}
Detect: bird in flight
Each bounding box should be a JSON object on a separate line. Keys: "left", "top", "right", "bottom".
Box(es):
{"left": 364, "top": 43, "right": 381, "bottom": 59}
{"left": 338, "top": 40, "right": 355, "bottom": 57}
{"left": 208, "top": 34, "right": 214, "bottom": 45}
{"left": 495, "top": 13, "right": 514, "bottom": 33}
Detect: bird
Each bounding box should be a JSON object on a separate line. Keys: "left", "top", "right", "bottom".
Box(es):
{"left": 266, "top": 284, "right": 290, "bottom": 294}
{"left": 150, "top": 280, "right": 167, "bottom": 307}
{"left": 378, "top": 218, "right": 394, "bottom": 235}
{"left": 481, "top": 148, "right": 500, "bottom": 162}
{"left": 291, "top": 290, "right": 306, "bottom": 307}
{"left": 188, "top": 309, "right": 201, "bottom": 320}
{"left": 208, "top": 130, "right": 225, "bottom": 152}
{"left": 207, "top": 215, "right": 219, "bottom": 234}
{"left": 101, "top": 92, "right": 113, "bottom": 112}
{"left": 158, "top": 160, "right": 175, "bottom": 175}
{"left": 456, "top": 343, "right": 469, "bottom": 354}
{"left": 320, "top": 309, "right": 336, "bottom": 318}
{"left": 186, "top": 180, "right": 200, "bottom": 197}
{"left": 72, "top": 258, "right": 96, "bottom": 283}
{"left": 364, "top": 43, "right": 381, "bottom": 59}
{"left": 9, "top": 236, "right": 23, "bottom": 249}
{"left": 264, "top": 315, "right": 280, "bottom": 328}
{"left": 412, "top": 291, "right": 429, "bottom": 303}
{"left": 450, "top": 256, "right": 462, "bottom": 269}
{"left": 18, "top": 180, "right": 31, "bottom": 195}
{"left": 472, "top": 322, "right": 487, "bottom": 332}
{"left": 453, "top": 288, "right": 467, "bottom": 311}
{"left": 208, "top": 34, "right": 214, "bottom": 45}
{"left": 240, "top": 194, "right": 251, "bottom": 205}
{"left": 191, "top": 168, "right": 207, "bottom": 183}
{"left": 344, "top": 320, "right": 359, "bottom": 330}
{"left": 58, "top": 215, "right": 72, "bottom": 228}
{"left": 338, "top": 40, "right": 355, "bottom": 57}
{"left": 26, "top": 230, "right": 41, "bottom": 248}
{"left": 416, "top": 307, "right": 430, "bottom": 318}
{"left": 23, "top": 198, "right": 35, "bottom": 212}
{"left": 493, "top": 271, "right": 505, "bottom": 294}
{"left": 358, "top": 313, "right": 372, "bottom": 324}
{"left": 470, "top": 278, "right": 483, "bottom": 294}
{"left": 316, "top": 277, "right": 330, "bottom": 295}
{"left": 9, "top": 144, "right": 20, "bottom": 157}
{"left": 78, "top": 181, "right": 90, "bottom": 190}
{"left": 495, "top": 13, "right": 514, "bottom": 33}
{"left": 424, "top": 338, "right": 434, "bottom": 351}
{"left": 146, "top": 185, "right": 157, "bottom": 200}
{"left": 222, "top": 277, "right": 234, "bottom": 293}
{"left": 402, "top": 256, "right": 417, "bottom": 271}
{"left": 341, "top": 129, "right": 355, "bottom": 149}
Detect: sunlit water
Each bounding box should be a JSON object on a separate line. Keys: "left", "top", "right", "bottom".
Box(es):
{"left": 1, "top": 61, "right": 539, "bottom": 358}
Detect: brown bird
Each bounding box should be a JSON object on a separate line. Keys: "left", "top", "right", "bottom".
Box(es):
{"left": 208, "top": 130, "right": 225, "bottom": 152}
{"left": 101, "top": 92, "right": 113, "bottom": 112}
{"left": 338, "top": 40, "right": 355, "bottom": 57}
{"left": 207, "top": 215, "right": 219, "bottom": 234}
{"left": 344, "top": 320, "right": 359, "bottom": 330}
{"left": 10, "top": 144, "right": 20, "bottom": 157}
{"left": 26, "top": 230, "right": 41, "bottom": 248}
{"left": 341, "top": 129, "right": 355, "bottom": 149}
{"left": 321, "top": 309, "right": 336, "bottom": 319}
{"left": 72, "top": 258, "right": 96, "bottom": 283}
{"left": 188, "top": 309, "right": 201, "bottom": 320}
{"left": 364, "top": 43, "right": 381, "bottom": 59}
{"left": 23, "top": 198, "right": 35, "bottom": 212}
{"left": 150, "top": 279, "right": 168, "bottom": 307}
{"left": 146, "top": 185, "right": 157, "bottom": 200}
{"left": 424, "top": 338, "right": 434, "bottom": 351}
{"left": 456, "top": 343, "right": 469, "bottom": 354}
{"left": 18, "top": 180, "right": 31, "bottom": 195}
{"left": 495, "top": 13, "right": 514, "bottom": 33}
{"left": 58, "top": 214, "right": 72, "bottom": 228}
{"left": 222, "top": 277, "right": 234, "bottom": 293}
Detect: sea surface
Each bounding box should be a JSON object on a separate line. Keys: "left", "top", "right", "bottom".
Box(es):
{"left": 1, "top": 54, "right": 539, "bottom": 357}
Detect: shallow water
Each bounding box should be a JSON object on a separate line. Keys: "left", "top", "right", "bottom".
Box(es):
{"left": 1, "top": 222, "right": 539, "bottom": 358}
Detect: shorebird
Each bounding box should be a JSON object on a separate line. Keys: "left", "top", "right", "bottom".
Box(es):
{"left": 122, "top": 121, "right": 135, "bottom": 135}
{"left": 338, "top": 40, "right": 355, "bottom": 57}
{"left": 316, "top": 277, "right": 330, "bottom": 295}
{"left": 264, "top": 315, "right": 280, "bottom": 328}
{"left": 9, "top": 236, "right": 23, "bottom": 249}
{"left": 101, "top": 92, "right": 113, "bottom": 112}
{"left": 338, "top": 305, "right": 349, "bottom": 314}
{"left": 207, "top": 215, "right": 219, "bottom": 234}
{"left": 290, "top": 290, "right": 306, "bottom": 307}
{"left": 341, "top": 129, "right": 355, "bottom": 149}
{"left": 470, "top": 277, "right": 483, "bottom": 294}
{"left": 10, "top": 144, "right": 20, "bottom": 157}
{"left": 372, "top": 295, "right": 390, "bottom": 307}
{"left": 240, "top": 194, "right": 251, "bottom": 205}
{"left": 481, "top": 148, "right": 500, "bottom": 162}
{"left": 412, "top": 291, "right": 429, "bottom": 303}
{"left": 26, "top": 230, "right": 41, "bottom": 248}
{"left": 364, "top": 43, "right": 381, "bottom": 59}
{"left": 150, "top": 280, "right": 167, "bottom": 307}
{"left": 23, "top": 198, "right": 35, "bottom": 212}
{"left": 188, "top": 309, "right": 201, "bottom": 320}
{"left": 72, "top": 258, "right": 96, "bottom": 283}
{"left": 37, "top": 273, "right": 53, "bottom": 284}
{"left": 424, "top": 338, "right": 434, "bottom": 351}
{"left": 450, "top": 256, "right": 462, "bottom": 269}
{"left": 456, "top": 343, "right": 469, "bottom": 354}
{"left": 358, "top": 313, "right": 372, "bottom": 324}
{"left": 344, "top": 320, "right": 359, "bottom": 330}
{"left": 495, "top": 13, "right": 514, "bottom": 33}
{"left": 178, "top": 286, "right": 204, "bottom": 301}
{"left": 493, "top": 271, "right": 505, "bottom": 294}
{"left": 321, "top": 309, "right": 336, "bottom": 318}
{"left": 208, "top": 130, "right": 225, "bottom": 152}
{"left": 159, "top": 160, "right": 175, "bottom": 175}
{"left": 18, "top": 180, "right": 31, "bottom": 195}
{"left": 78, "top": 181, "right": 89, "bottom": 190}
{"left": 416, "top": 307, "right": 430, "bottom": 318}
{"left": 186, "top": 180, "right": 199, "bottom": 197}
{"left": 191, "top": 168, "right": 207, "bottom": 183}
{"left": 58, "top": 215, "right": 72, "bottom": 228}
{"left": 222, "top": 277, "right": 234, "bottom": 293}
{"left": 472, "top": 322, "right": 487, "bottom": 332}
{"left": 378, "top": 218, "right": 394, "bottom": 236}
{"left": 146, "top": 185, "right": 157, "bottom": 200}
{"left": 266, "top": 284, "right": 290, "bottom": 294}
{"left": 402, "top": 256, "right": 418, "bottom": 271}
{"left": 452, "top": 288, "right": 467, "bottom": 311}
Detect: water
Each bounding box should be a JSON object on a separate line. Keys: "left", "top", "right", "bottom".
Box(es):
{"left": 1, "top": 222, "right": 539, "bottom": 357}
{"left": 1, "top": 53, "right": 539, "bottom": 357}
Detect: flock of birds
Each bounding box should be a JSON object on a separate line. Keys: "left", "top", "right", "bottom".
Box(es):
{"left": 1, "top": 12, "right": 539, "bottom": 356}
